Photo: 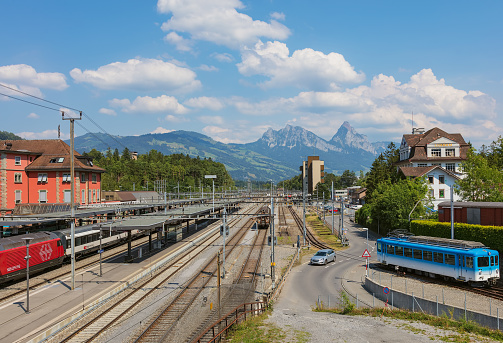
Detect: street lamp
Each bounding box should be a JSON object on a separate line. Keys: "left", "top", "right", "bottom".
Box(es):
{"left": 205, "top": 175, "right": 216, "bottom": 215}
{"left": 22, "top": 237, "right": 33, "bottom": 314}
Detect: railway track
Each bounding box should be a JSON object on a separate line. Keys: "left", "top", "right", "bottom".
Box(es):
{"left": 132, "top": 214, "right": 259, "bottom": 343}
{"left": 288, "top": 206, "right": 331, "bottom": 250}
{"left": 189, "top": 225, "right": 268, "bottom": 343}
{"left": 50, "top": 205, "right": 258, "bottom": 343}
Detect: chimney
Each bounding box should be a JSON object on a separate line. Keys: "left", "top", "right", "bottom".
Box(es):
{"left": 5, "top": 142, "right": 12, "bottom": 150}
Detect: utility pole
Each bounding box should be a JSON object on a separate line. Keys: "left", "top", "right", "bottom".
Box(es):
{"left": 270, "top": 181, "right": 275, "bottom": 289}
{"left": 62, "top": 111, "right": 81, "bottom": 290}
{"left": 331, "top": 182, "right": 335, "bottom": 235}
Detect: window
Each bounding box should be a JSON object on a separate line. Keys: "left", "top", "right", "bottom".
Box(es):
{"left": 478, "top": 256, "right": 489, "bottom": 268}
{"left": 15, "top": 156, "right": 21, "bottom": 165}
{"left": 439, "top": 175, "right": 445, "bottom": 184}
{"left": 15, "top": 190, "right": 21, "bottom": 204}
{"left": 433, "top": 252, "right": 444, "bottom": 263}
{"left": 466, "top": 256, "right": 474, "bottom": 268}
{"left": 445, "top": 254, "right": 455, "bottom": 265}
{"left": 62, "top": 174, "right": 71, "bottom": 182}
{"left": 431, "top": 149, "right": 441, "bottom": 157}
{"left": 395, "top": 246, "right": 403, "bottom": 256}
{"left": 413, "top": 249, "right": 422, "bottom": 259}
{"left": 377, "top": 242, "right": 382, "bottom": 252}
{"left": 96, "top": 190, "right": 100, "bottom": 202}
{"left": 445, "top": 163, "right": 455, "bottom": 171}
{"left": 430, "top": 189, "right": 434, "bottom": 197}
{"left": 428, "top": 176, "right": 434, "bottom": 184}
{"left": 423, "top": 251, "right": 433, "bottom": 261}
{"left": 93, "top": 190, "right": 96, "bottom": 202}
{"left": 81, "top": 189, "right": 86, "bottom": 203}
{"left": 39, "top": 190, "right": 47, "bottom": 203}
{"left": 445, "top": 149, "right": 455, "bottom": 157}
{"left": 418, "top": 163, "right": 427, "bottom": 167}
{"left": 439, "top": 189, "right": 445, "bottom": 198}
{"left": 64, "top": 190, "right": 71, "bottom": 203}
{"left": 49, "top": 157, "right": 65, "bottom": 163}
{"left": 404, "top": 248, "right": 413, "bottom": 258}
{"left": 80, "top": 173, "right": 86, "bottom": 182}
{"left": 92, "top": 173, "right": 97, "bottom": 183}
{"left": 38, "top": 173, "right": 48, "bottom": 183}
{"left": 89, "top": 190, "right": 92, "bottom": 203}
{"left": 387, "top": 245, "right": 394, "bottom": 254}
{"left": 14, "top": 173, "right": 22, "bottom": 183}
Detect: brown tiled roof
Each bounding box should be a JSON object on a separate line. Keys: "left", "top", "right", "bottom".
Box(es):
{"left": 399, "top": 166, "right": 460, "bottom": 180}
{"left": 0, "top": 139, "right": 105, "bottom": 173}
{"left": 400, "top": 127, "right": 470, "bottom": 163}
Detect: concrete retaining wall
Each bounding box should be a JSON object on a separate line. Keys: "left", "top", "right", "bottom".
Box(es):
{"left": 365, "top": 277, "right": 503, "bottom": 331}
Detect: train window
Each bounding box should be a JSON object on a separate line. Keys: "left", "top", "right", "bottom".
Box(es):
{"left": 102, "top": 230, "right": 109, "bottom": 238}
{"left": 423, "top": 251, "right": 432, "bottom": 261}
{"left": 377, "top": 242, "right": 382, "bottom": 252}
{"left": 93, "top": 233, "right": 99, "bottom": 241}
{"left": 433, "top": 252, "right": 443, "bottom": 263}
{"left": 67, "top": 241, "right": 71, "bottom": 249}
{"left": 496, "top": 256, "right": 499, "bottom": 266}
{"left": 395, "top": 246, "right": 403, "bottom": 256}
{"left": 445, "top": 254, "right": 455, "bottom": 265}
{"left": 466, "top": 256, "right": 474, "bottom": 268}
{"left": 387, "top": 245, "right": 394, "bottom": 255}
{"left": 460, "top": 256, "right": 465, "bottom": 267}
{"left": 413, "top": 249, "right": 422, "bottom": 259}
{"left": 76, "top": 237, "right": 82, "bottom": 246}
{"left": 478, "top": 257, "right": 490, "bottom": 268}
{"left": 404, "top": 248, "right": 413, "bottom": 258}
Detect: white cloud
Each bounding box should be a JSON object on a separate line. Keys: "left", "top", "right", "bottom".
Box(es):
{"left": 184, "top": 96, "right": 224, "bottom": 111}
{"left": 198, "top": 64, "right": 218, "bottom": 72}
{"left": 0, "top": 65, "right": 67, "bottom": 100}
{"left": 229, "top": 68, "right": 499, "bottom": 144}
{"left": 151, "top": 126, "right": 175, "bottom": 134}
{"left": 70, "top": 58, "right": 201, "bottom": 92}
{"left": 202, "top": 125, "right": 230, "bottom": 135}
{"left": 212, "top": 53, "right": 234, "bottom": 63}
{"left": 99, "top": 108, "right": 117, "bottom": 116}
{"left": 110, "top": 95, "right": 189, "bottom": 114}
{"left": 270, "top": 12, "right": 285, "bottom": 21}
{"left": 16, "top": 129, "right": 69, "bottom": 140}
{"left": 164, "top": 32, "right": 193, "bottom": 51}
{"left": 157, "top": 0, "right": 290, "bottom": 49}
{"left": 237, "top": 41, "right": 365, "bottom": 90}
{"left": 27, "top": 112, "right": 39, "bottom": 119}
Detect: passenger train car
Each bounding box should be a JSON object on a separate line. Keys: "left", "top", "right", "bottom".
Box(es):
{"left": 377, "top": 235, "right": 500, "bottom": 286}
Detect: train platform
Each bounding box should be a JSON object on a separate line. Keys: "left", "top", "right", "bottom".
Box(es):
{"left": 0, "top": 218, "right": 218, "bottom": 343}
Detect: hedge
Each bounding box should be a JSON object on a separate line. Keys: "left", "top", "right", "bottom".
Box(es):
{"left": 410, "top": 220, "right": 503, "bottom": 253}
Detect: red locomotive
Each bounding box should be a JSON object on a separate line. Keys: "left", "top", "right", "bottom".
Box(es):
{"left": 0, "top": 232, "right": 65, "bottom": 283}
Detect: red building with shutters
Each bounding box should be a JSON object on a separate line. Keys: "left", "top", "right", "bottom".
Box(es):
{"left": 0, "top": 140, "right": 105, "bottom": 215}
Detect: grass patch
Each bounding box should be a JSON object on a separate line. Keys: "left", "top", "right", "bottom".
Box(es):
{"left": 305, "top": 213, "right": 344, "bottom": 250}
{"left": 225, "top": 308, "right": 310, "bottom": 343}
{"left": 314, "top": 293, "right": 503, "bottom": 342}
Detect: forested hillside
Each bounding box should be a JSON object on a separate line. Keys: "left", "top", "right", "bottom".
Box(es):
{"left": 0, "top": 131, "right": 23, "bottom": 140}
{"left": 83, "top": 148, "right": 235, "bottom": 192}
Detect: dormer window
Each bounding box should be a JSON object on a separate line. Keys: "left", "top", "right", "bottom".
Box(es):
{"left": 431, "top": 149, "right": 441, "bottom": 157}
{"left": 49, "top": 157, "right": 65, "bottom": 163}
{"left": 445, "top": 149, "right": 455, "bottom": 157}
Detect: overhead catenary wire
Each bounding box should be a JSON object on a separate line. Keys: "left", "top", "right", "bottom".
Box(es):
{"left": 0, "top": 82, "right": 129, "bottom": 151}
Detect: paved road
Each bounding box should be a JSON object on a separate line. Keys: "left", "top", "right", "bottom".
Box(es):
{"left": 266, "top": 214, "right": 452, "bottom": 342}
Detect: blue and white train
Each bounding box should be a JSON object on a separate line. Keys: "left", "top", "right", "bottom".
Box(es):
{"left": 377, "top": 235, "right": 500, "bottom": 286}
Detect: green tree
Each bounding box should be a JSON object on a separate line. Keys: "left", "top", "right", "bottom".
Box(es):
{"left": 314, "top": 182, "right": 331, "bottom": 200}
{"left": 454, "top": 149, "right": 503, "bottom": 202}
{"left": 359, "top": 178, "right": 429, "bottom": 234}
{"left": 364, "top": 142, "right": 401, "bottom": 203}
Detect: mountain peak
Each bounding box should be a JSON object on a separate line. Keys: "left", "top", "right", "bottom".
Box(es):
{"left": 259, "top": 125, "right": 339, "bottom": 152}
{"left": 330, "top": 122, "right": 376, "bottom": 154}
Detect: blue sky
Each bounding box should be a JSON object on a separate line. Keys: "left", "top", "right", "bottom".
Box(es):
{"left": 1, "top": 0, "right": 502, "bottom": 148}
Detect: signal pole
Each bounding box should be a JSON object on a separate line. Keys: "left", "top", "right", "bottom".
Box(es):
{"left": 62, "top": 111, "right": 81, "bottom": 290}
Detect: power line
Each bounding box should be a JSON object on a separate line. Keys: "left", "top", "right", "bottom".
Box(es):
{"left": 0, "top": 82, "right": 130, "bottom": 152}
{"left": 0, "top": 91, "right": 60, "bottom": 112}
